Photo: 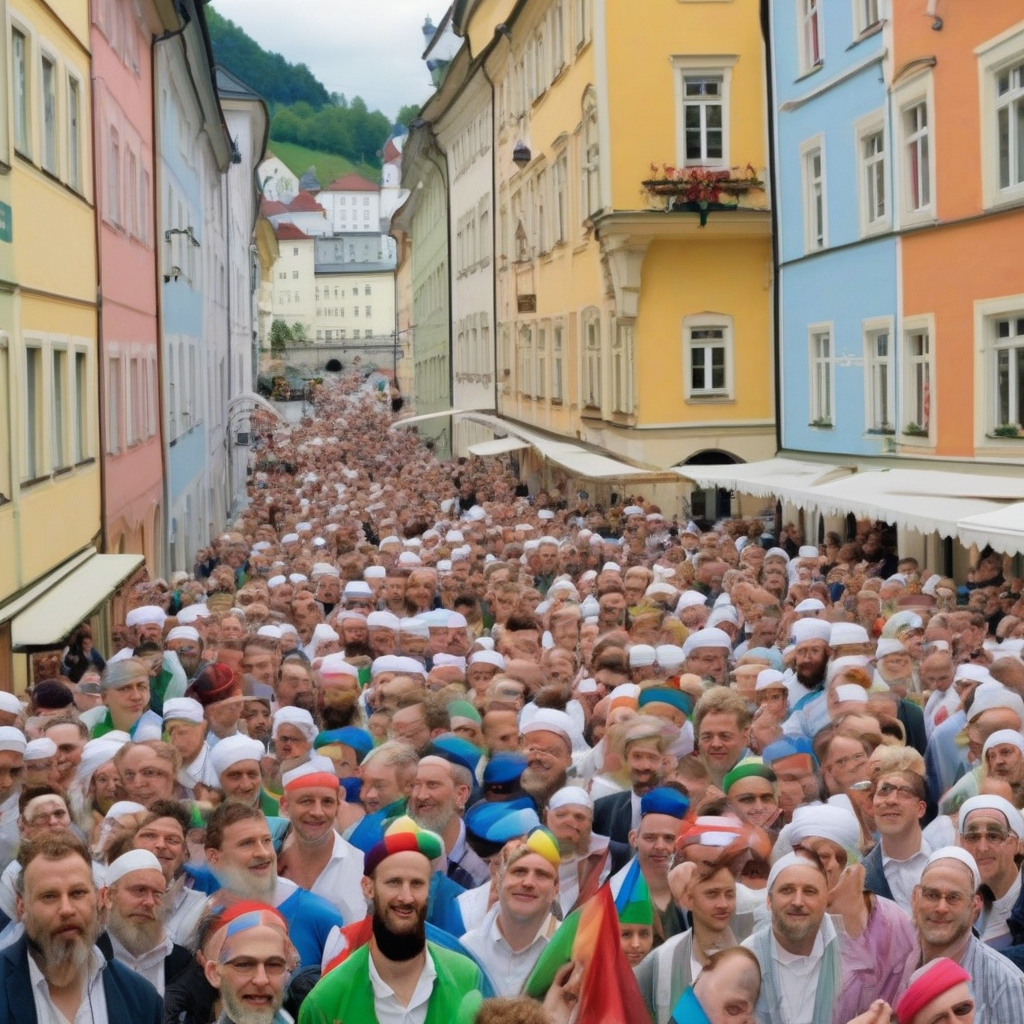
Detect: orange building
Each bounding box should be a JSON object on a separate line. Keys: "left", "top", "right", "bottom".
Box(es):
{"left": 892, "top": 4, "right": 1024, "bottom": 458}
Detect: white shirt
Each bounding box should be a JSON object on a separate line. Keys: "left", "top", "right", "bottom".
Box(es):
{"left": 773, "top": 929, "right": 824, "bottom": 1024}
{"left": 367, "top": 945, "right": 438, "bottom": 1024}
{"left": 28, "top": 945, "right": 109, "bottom": 1024}
{"left": 881, "top": 839, "right": 931, "bottom": 913}
{"left": 109, "top": 932, "right": 173, "bottom": 995}
{"left": 306, "top": 831, "right": 366, "bottom": 925}
{"left": 461, "top": 903, "right": 555, "bottom": 996}
{"left": 981, "top": 874, "right": 1022, "bottom": 945}
{"left": 180, "top": 742, "right": 219, "bottom": 790}
{"left": 164, "top": 878, "right": 208, "bottom": 946}
{"left": 456, "top": 881, "right": 492, "bottom": 932}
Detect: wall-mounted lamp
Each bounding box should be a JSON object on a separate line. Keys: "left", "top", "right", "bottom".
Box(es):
{"left": 512, "top": 141, "right": 531, "bottom": 168}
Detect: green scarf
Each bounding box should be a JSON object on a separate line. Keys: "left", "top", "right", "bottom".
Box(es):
{"left": 298, "top": 941, "right": 482, "bottom": 1024}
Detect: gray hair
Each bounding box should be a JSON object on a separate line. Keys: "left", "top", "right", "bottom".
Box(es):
{"left": 101, "top": 658, "right": 150, "bottom": 691}
{"left": 362, "top": 739, "right": 420, "bottom": 784}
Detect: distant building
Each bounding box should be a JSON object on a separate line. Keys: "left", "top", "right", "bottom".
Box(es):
{"left": 258, "top": 154, "right": 299, "bottom": 203}
{"left": 317, "top": 173, "right": 384, "bottom": 234}
{"left": 299, "top": 166, "right": 321, "bottom": 193}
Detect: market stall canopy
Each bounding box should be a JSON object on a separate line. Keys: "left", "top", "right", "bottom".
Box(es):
{"left": 390, "top": 408, "right": 485, "bottom": 428}
{"left": 466, "top": 437, "right": 531, "bottom": 457}
{"left": 673, "top": 458, "right": 853, "bottom": 500}
{"left": 12, "top": 553, "right": 144, "bottom": 650}
{"left": 956, "top": 503, "right": 1024, "bottom": 555}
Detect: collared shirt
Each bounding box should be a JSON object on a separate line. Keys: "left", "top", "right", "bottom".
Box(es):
{"left": 164, "top": 876, "right": 208, "bottom": 945}
{"left": 181, "top": 743, "right": 218, "bottom": 790}
{"left": 772, "top": 930, "right": 824, "bottom": 1024}
{"left": 981, "top": 874, "right": 1022, "bottom": 947}
{"left": 461, "top": 903, "right": 557, "bottom": 996}
{"left": 631, "top": 790, "right": 642, "bottom": 832}
{"left": 306, "top": 831, "right": 366, "bottom": 925}
{"left": 367, "top": 945, "right": 438, "bottom": 1024}
{"left": 881, "top": 839, "right": 931, "bottom": 913}
{"left": 109, "top": 932, "right": 173, "bottom": 995}
{"left": 28, "top": 946, "right": 108, "bottom": 1024}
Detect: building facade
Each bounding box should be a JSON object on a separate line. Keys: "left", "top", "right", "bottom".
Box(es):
{"left": 317, "top": 173, "right": 384, "bottom": 233}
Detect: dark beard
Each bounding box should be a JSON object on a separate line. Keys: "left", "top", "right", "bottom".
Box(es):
{"left": 372, "top": 905, "right": 427, "bottom": 961}
{"left": 796, "top": 663, "right": 827, "bottom": 689}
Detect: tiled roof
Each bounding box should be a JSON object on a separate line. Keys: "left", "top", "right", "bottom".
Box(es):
{"left": 261, "top": 198, "right": 289, "bottom": 215}
{"left": 274, "top": 222, "right": 311, "bottom": 240}
{"left": 288, "top": 191, "right": 326, "bottom": 213}
{"left": 323, "top": 173, "right": 380, "bottom": 193}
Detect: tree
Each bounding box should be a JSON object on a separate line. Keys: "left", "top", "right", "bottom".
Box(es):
{"left": 396, "top": 104, "right": 420, "bottom": 129}
{"left": 270, "top": 318, "right": 292, "bottom": 354}
{"left": 291, "top": 322, "right": 311, "bottom": 345}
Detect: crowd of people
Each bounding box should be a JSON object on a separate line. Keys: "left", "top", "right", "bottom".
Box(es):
{"left": 9, "top": 372, "right": 1024, "bottom": 1024}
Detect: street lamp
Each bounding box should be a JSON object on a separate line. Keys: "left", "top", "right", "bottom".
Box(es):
{"left": 513, "top": 140, "right": 532, "bottom": 168}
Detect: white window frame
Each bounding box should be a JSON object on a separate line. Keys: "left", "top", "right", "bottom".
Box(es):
{"left": 553, "top": 151, "right": 569, "bottom": 244}
{"left": 672, "top": 56, "right": 736, "bottom": 169}
{"left": 684, "top": 312, "right": 735, "bottom": 401}
{"left": 574, "top": 0, "right": 591, "bottom": 52}
{"left": 23, "top": 337, "right": 45, "bottom": 480}
{"left": 808, "top": 323, "right": 834, "bottom": 426}
{"left": 581, "top": 307, "right": 602, "bottom": 411}
{"left": 519, "top": 323, "right": 533, "bottom": 398}
{"left": 893, "top": 72, "right": 936, "bottom": 227}
{"left": 800, "top": 135, "right": 827, "bottom": 252}
{"left": 853, "top": 0, "right": 883, "bottom": 38}
{"left": 901, "top": 315, "right": 935, "bottom": 444}
{"left": 536, "top": 321, "right": 548, "bottom": 400}
{"left": 974, "top": 293, "right": 1024, "bottom": 443}
{"left": 51, "top": 339, "right": 69, "bottom": 469}
{"left": 854, "top": 109, "right": 888, "bottom": 236}
{"left": 12, "top": 22, "right": 32, "bottom": 158}
{"left": 611, "top": 321, "right": 634, "bottom": 414}
{"left": 797, "top": 0, "right": 823, "bottom": 76}
{"left": 977, "top": 24, "right": 1024, "bottom": 210}
{"left": 581, "top": 96, "right": 601, "bottom": 220}
{"left": 39, "top": 49, "right": 58, "bottom": 175}
{"left": 862, "top": 317, "right": 895, "bottom": 434}
{"left": 552, "top": 319, "right": 565, "bottom": 402}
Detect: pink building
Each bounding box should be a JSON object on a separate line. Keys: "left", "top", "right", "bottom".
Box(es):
{"left": 92, "top": 0, "right": 172, "bottom": 571}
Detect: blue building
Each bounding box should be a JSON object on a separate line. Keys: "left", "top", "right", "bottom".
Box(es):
{"left": 771, "top": 0, "right": 897, "bottom": 456}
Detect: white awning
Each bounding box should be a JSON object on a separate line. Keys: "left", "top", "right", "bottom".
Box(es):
{"left": 541, "top": 447, "right": 652, "bottom": 478}
{"left": 673, "top": 458, "right": 853, "bottom": 500}
{"left": 956, "top": 503, "right": 1024, "bottom": 555}
{"left": 390, "top": 408, "right": 483, "bottom": 428}
{"left": 0, "top": 548, "right": 96, "bottom": 625}
{"left": 467, "top": 437, "right": 531, "bottom": 457}
{"left": 12, "top": 553, "right": 145, "bottom": 650}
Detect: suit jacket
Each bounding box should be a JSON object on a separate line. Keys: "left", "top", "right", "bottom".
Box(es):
{"left": 592, "top": 790, "right": 634, "bottom": 845}
{"left": 861, "top": 842, "right": 895, "bottom": 903}
{"left": 0, "top": 934, "right": 163, "bottom": 1024}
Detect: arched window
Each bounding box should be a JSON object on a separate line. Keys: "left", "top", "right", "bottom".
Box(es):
{"left": 581, "top": 89, "right": 601, "bottom": 219}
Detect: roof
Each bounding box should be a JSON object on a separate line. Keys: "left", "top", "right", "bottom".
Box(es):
{"left": 274, "top": 222, "right": 312, "bottom": 241}
{"left": 287, "top": 191, "right": 326, "bottom": 213}
{"left": 261, "top": 198, "right": 289, "bottom": 216}
{"left": 323, "top": 173, "right": 380, "bottom": 193}
{"left": 215, "top": 66, "right": 263, "bottom": 102}
{"left": 383, "top": 138, "right": 402, "bottom": 164}
{"left": 314, "top": 261, "right": 397, "bottom": 274}
{"left": 299, "top": 167, "right": 321, "bottom": 192}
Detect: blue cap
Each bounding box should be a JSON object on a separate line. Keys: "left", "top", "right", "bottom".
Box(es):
{"left": 483, "top": 752, "right": 527, "bottom": 787}
{"left": 316, "top": 727, "right": 374, "bottom": 764}
{"left": 340, "top": 776, "right": 364, "bottom": 804}
{"left": 762, "top": 736, "right": 818, "bottom": 767}
{"left": 639, "top": 786, "right": 690, "bottom": 820}
{"left": 637, "top": 687, "right": 694, "bottom": 717}
{"left": 465, "top": 796, "right": 540, "bottom": 845}
{"left": 428, "top": 734, "right": 483, "bottom": 776}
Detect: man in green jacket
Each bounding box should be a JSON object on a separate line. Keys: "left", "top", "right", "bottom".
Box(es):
{"left": 299, "top": 823, "right": 483, "bottom": 1024}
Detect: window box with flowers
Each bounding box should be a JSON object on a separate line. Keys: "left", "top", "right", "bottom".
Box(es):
{"left": 990, "top": 423, "right": 1024, "bottom": 439}
{"left": 642, "top": 165, "right": 765, "bottom": 225}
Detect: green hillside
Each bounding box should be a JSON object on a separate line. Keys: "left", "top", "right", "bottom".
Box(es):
{"left": 266, "top": 141, "right": 378, "bottom": 191}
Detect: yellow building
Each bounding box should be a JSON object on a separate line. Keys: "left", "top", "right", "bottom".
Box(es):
{"left": 461, "top": 0, "right": 774, "bottom": 512}
{"left": 0, "top": 0, "right": 140, "bottom": 684}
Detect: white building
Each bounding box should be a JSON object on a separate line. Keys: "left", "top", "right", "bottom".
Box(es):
{"left": 270, "top": 224, "right": 316, "bottom": 335}
{"left": 258, "top": 154, "right": 298, "bottom": 204}
{"left": 380, "top": 133, "right": 410, "bottom": 226}
{"left": 317, "top": 173, "right": 383, "bottom": 234}
{"left": 262, "top": 191, "right": 332, "bottom": 238}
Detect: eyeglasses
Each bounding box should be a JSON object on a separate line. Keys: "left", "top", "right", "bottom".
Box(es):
{"left": 122, "top": 767, "right": 173, "bottom": 782}
{"left": 222, "top": 956, "right": 290, "bottom": 979}
{"left": 830, "top": 752, "right": 868, "bottom": 771}
{"left": 121, "top": 884, "right": 166, "bottom": 902}
{"left": 918, "top": 887, "right": 970, "bottom": 907}
{"left": 26, "top": 808, "right": 68, "bottom": 825}
{"left": 874, "top": 782, "right": 919, "bottom": 801}
{"left": 961, "top": 826, "right": 1013, "bottom": 845}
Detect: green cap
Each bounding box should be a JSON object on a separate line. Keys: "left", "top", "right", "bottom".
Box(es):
{"left": 618, "top": 872, "right": 654, "bottom": 926}
{"left": 447, "top": 699, "right": 481, "bottom": 725}
{"left": 722, "top": 757, "right": 776, "bottom": 794}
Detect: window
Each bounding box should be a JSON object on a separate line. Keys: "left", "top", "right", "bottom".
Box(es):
{"left": 904, "top": 327, "right": 931, "bottom": 435}
{"left": 109, "top": 129, "right": 121, "bottom": 224}
{"left": 129, "top": 357, "right": 142, "bottom": 445}
{"left": 582, "top": 93, "right": 601, "bottom": 219}
{"left": 366, "top": 306, "right": 371, "bottom": 317}
{"left": 863, "top": 323, "right": 894, "bottom": 432}
{"left": 683, "top": 76, "right": 724, "bottom": 165}
{"left": 809, "top": 328, "right": 833, "bottom": 425}
{"left": 574, "top": 0, "right": 590, "bottom": 50}
{"left": 858, "top": 122, "right": 887, "bottom": 232}
{"left": 126, "top": 150, "right": 138, "bottom": 236}
{"left": 41, "top": 56, "right": 57, "bottom": 174}
{"left": 293, "top": 247, "right": 299, "bottom": 256}
{"left": 24, "top": 346, "right": 43, "bottom": 479}
{"left": 52, "top": 348, "right": 67, "bottom": 468}
{"left": 536, "top": 325, "right": 547, "bottom": 399}
{"left": 611, "top": 322, "right": 633, "bottom": 413}
{"left": 68, "top": 77, "right": 81, "bottom": 190}
{"left": 993, "top": 314, "right": 1024, "bottom": 431}
{"left": 552, "top": 324, "right": 564, "bottom": 401}
{"left": 554, "top": 153, "right": 568, "bottom": 243}
{"left": 799, "top": 0, "right": 822, "bottom": 74}
{"left": 686, "top": 320, "right": 731, "bottom": 398}
{"left": 519, "top": 324, "right": 533, "bottom": 396}
{"left": 855, "top": 0, "right": 882, "bottom": 35}
{"left": 537, "top": 168, "right": 547, "bottom": 252}
{"left": 108, "top": 355, "right": 124, "bottom": 452}
{"left": 802, "top": 140, "right": 826, "bottom": 251}
{"left": 582, "top": 309, "right": 602, "bottom": 409}
{"left": 365, "top": 285, "right": 372, "bottom": 295}
{"left": 904, "top": 101, "right": 931, "bottom": 213}
{"left": 352, "top": 329, "right": 360, "bottom": 339}
{"left": 0, "top": 343, "right": 9, "bottom": 500}
{"left": 13, "top": 30, "right": 30, "bottom": 156}
{"left": 997, "top": 61, "right": 1024, "bottom": 192}
{"left": 552, "top": 2, "right": 565, "bottom": 76}
{"left": 292, "top": 271, "right": 299, "bottom": 279}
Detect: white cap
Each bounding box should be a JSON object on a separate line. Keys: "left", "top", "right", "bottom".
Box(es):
{"left": 982, "top": 729, "right": 1024, "bottom": 759}
{"left": 267, "top": 575, "right": 287, "bottom": 589}
{"left": 367, "top": 611, "right": 401, "bottom": 631}
{"left": 105, "top": 850, "right": 163, "bottom": 887}
{"left": 874, "top": 638, "right": 906, "bottom": 659}
{"left": 549, "top": 786, "right": 593, "bottom": 810}
{"left": 343, "top": 581, "right": 373, "bottom": 599}
{"left": 628, "top": 645, "right": 657, "bottom": 668}
{"left": 707, "top": 606, "right": 740, "bottom": 628}
{"left": 365, "top": 566, "right": 387, "bottom": 579}
{"left": 257, "top": 625, "right": 283, "bottom": 640}
{"left": 0, "top": 693, "right": 23, "bottom": 716}
{"left": 768, "top": 852, "right": 823, "bottom": 892}
{"left": 795, "top": 598, "right": 826, "bottom": 614}
{"left": 968, "top": 682, "right": 1024, "bottom": 725}
{"left": 797, "top": 545, "right": 819, "bottom": 559}
{"left": 602, "top": 562, "right": 621, "bottom": 573}
{"left": 756, "top": 669, "right": 787, "bottom": 691}
{"left": 623, "top": 506, "right": 644, "bottom": 517}
{"left": 272, "top": 706, "right": 317, "bottom": 743}
{"left": 317, "top": 654, "right": 360, "bottom": 679}
{"left": 469, "top": 650, "right": 505, "bottom": 670}
{"left": 371, "top": 656, "right": 400, "bottom": 677}
{"left": 955, "top": 664, "right": 995, "bottom": 686}
{"left": 162, "top": 698, "right": 205, "bottom": 724}
{"left": 166, "top": 626, "right": 201, "bottom": 644}
{"left": 655, "top": 645, "right": 686, "bottom": 672}
{"left": 281, "top": 533, "right": 299, "bottom": 544}
{"left": 830, "top": 623, "right": 869, "bottom": 647}
{"left": 432, "top": 654, "right": 467, "bottom": 670}
{"left": 288, "top": 573, "right": 308, "bottom": 585}
{"left": 125, "top": 606, "right": 166, "bottom": 628}
{"left": 521, "top": 708, "right": 574, "bottom": 748}
{"left": 833, "top": 684, "right": 868, "bottom": 704}
{"left": 399, "top": 617, "right": 430, "bottom": 638}
{"left": 959, "top": 794, "right": 1024, "bottom": 839}
{"left": 676, "top": 591, "right": 708, "bottom": 611}
{"left": 448, "top": 612, "right": 468, "bottom": 629}
{"left": 790, "top": 619, "right": 832, "bottom": 645}
{"left": 210, "top": 735, "right": 265, "bottom": 779}
{"left": 924, "top": 847, "right": 980, "bottom": 891}
{"left": 397, "top": 552, "right": 422, "bottom": 566}
{"left": 445, "top": 530, "right": 464, "bottom": 543}
{"left": 682, "top": 628, "right": 732, "bottom": 656}
{"left": 24, "top": 738, "right": 57, "bottom": 761}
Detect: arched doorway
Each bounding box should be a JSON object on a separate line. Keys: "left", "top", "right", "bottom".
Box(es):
{"left": 325, "top": 358, "right": 342, "bottom": 372}
{"left": 680, "top": 449, "right": 739, "bottom": 526}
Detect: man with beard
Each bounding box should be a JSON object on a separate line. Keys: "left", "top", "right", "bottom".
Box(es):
{"left": 519, "top": 709, "right": 575, "bottom": 810}
{"left": 203, "top": 901, "right": 297, "bottom": 1024}
{"left": 276, "top": 655, "right": 316, "bottom": 713}
{"left": 980, "top": 728, "right": 1024, "bottom": 804}
{"left": 298, "top": 824, "right": 484, "bottom": 1024}
{"left": 682, "top": 628, "right": 732, "bottom": 686}
{"left": 97, "top": 849, "right": 191, "bottom": 995}
{"left": 461, "top": 829, "right": 561, "bottom": 995}
{"left": 782, "top": 618, "right": 832, "bottom": 717}
{"left": 408, "top": 754, "right": 488, "bottom": 888}
{"left": 162, "top": 697, "right": 218, "bottom": 792}
{"left": 545, "top": 786, "right": 630, "bottom": 916}
{"left": 593, "top": 717, "right": 673, "bottom": 844}
{"left": 367, "top": 611, "right": 400, "bottom": 657}
{"left": 741, "top": 853, "right": 842, "bottom": 1024}
{"left": 277, "top": 762, "right": 366, "bottom": 924}
{"left": 165, "top": 625, "right": 204, "bottom": 680}
{"left": 204, "top": 802, "right": 344, "bottom": 968}
{"left": 242, "top": 695, "right": 274, "bottom": 746}
{"left": 0, "top": 833, "right": 162, "bottom": 1024}
{"left": 911, "top": 848, "right": 1024, "bottom": 1018}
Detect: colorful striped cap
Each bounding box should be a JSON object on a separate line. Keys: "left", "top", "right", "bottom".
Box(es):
{"left": 208, "top": 901, "right": 288, "bottom": 962}
{"left": 365, "top": 817, "right": 444, "bottom": 876}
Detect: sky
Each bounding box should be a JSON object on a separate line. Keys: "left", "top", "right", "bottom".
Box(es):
{"left": 212, "top": 0, "right": 454, "bottom": 120}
